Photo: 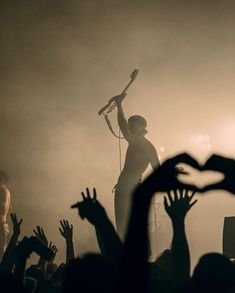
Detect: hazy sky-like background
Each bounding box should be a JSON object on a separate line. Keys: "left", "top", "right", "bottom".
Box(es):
{"left": 1, "top": 0, "right": 235, "bottom": 267}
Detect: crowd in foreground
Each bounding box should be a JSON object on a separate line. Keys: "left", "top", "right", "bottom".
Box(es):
{"left": 0, "top": 153, "right": 235, "bottom": 292}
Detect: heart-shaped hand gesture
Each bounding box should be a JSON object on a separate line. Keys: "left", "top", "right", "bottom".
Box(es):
{"left": 199, "top": 154, "right": 235, "bottom": 194}
{"left": 137, "top": 153, "right": 200, "bottom": 196}
{"left": 138, "top": 152, "right": 235, "bottom": 196}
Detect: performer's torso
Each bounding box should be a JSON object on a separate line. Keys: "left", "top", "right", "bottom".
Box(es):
{"left": 118, "top": 136, "right": 156, "bottom": 183}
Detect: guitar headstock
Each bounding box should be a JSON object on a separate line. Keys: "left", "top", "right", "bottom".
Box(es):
{"left": 130, "top": 69, "right": 139, "bottom": 81}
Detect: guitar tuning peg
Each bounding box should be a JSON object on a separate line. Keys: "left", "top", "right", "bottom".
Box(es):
{"left": 130, "top": 69, "right": 139, "bottom": 80}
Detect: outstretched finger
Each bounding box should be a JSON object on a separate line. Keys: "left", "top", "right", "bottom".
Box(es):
{"left": 59, "top": 227, "right": 64, "bottom": 236}
{"left": 189, "top": 199, "right": 198, "bottom": 209}
{"left": 86, "top": 187, "right": 91, "bottom": 198}
{"left": 33, "top": 229, "right": 38, "bottom": 236}
{"left": 93, "top": 188, "right": 97, "bottom": 200}
{"left": 182, "top": 189, "right": 188, "bottom": 198}
{"left": 71, "top": 201, "right": 81, "bottom": 209}
{"left": 176, "top": 179, "right": 199, "bottom": 193}
{"left": 188, "top": 190, "right": 196, "bottom": 200}
{"left": 179, "top": 189, "right": 184, "bottom": 198}
{"left": 60, "top": 220, "right": 65, "bottom": 229}
{"left": 39, "top": 227, "right": 44, "bottom": 235}
{"left": 81, "top": 192, "right": 86, "bottom": 200}
{"left": 174, "top": 189, "right": 180, "bottom": 200}
{"left": 167, "top": 191, "right": 174, "bottom": 204}
{"left": 10, "top": 213, "right": 15, "bottom": 222}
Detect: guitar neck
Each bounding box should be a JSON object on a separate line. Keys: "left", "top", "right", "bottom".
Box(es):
{"left": 121, "top": 79, "right": 135, "bottom": 95}
{"left": 98, "top": 74, "right": 137, "bottom": 115}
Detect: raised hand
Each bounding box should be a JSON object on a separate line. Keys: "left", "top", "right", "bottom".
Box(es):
{"left": 112, "top": 93, "right": 127, "bottom": 105}
{"left": 33, "top": 226, "right": 48, "bottom": 246}
{"left": 59, "top": 220, "right": 73, "bottom": 242}
{"left": 73, "top": 188, "right": 107, "bottom": 226}
{"left": 15, "top": 237, "right": 33, "bottom": 260}
{"left": 201, "top": 154, "right": 235, "bottom": 194}
{"left": 72, "top": 187, "right": 122, "bottom": 264}
{"left": 10, "top": 213, "right": 23, "bottom": 237}
{"left": 119, "top": 154, "right": 199, "bottom": 292}
{"left": 59, "top": 220, "right": 75, "bottom": 262}
{"left": 164, "top": 189, "right": 197, "bottom": 222}
{"left": 48, "top": 241, "right": 58, "bottom": 263}
{"left": 49, "top": 241, "right": 58, "bottom": 254}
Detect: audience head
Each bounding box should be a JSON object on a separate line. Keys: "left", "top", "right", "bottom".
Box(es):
{"left": 26, "top": 266, "right": 46, "bottom": 291}
{"left": 63, "top": 253, "right": 115, "bottom": 293}
{"left": 0, "top": 271, "right": 25, "bottom": 293}
{"left": 24, "top": 277, "right": 37, "bottom": 293}
{"left": 191, "top": 252, "right": 235, "bottom": 292}
{"left": 46, "top": 263, "right": 58, "bottom": 278}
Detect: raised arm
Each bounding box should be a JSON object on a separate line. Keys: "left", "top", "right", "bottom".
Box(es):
{"left": 164, "top": 189, "right": 197, "bottom": 284}
{"left": 117, "top": 153, "right": 199, "bottom": 293}
{"left": 14, "top": 238, "right": 32, "bottom": 284}
{"left": 114, "top": 94, "right": 131, "bottom": 141}
{"left": 59, "top": 219, "right": 75, "bottom": 263}
{"left": 1, "top": 213, "right": 22, "bottom": 271}
{"left": 33, "top": 226, "right": 57, "bottom": 271}
{"left": 72, "top": 188, "right": 123, "bottom": 265}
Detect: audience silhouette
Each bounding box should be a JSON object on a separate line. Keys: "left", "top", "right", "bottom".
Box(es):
{"left": 0, "top": 152, "right": 235, "bottom": 292}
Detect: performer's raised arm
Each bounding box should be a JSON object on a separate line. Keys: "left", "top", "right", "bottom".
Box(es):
{"left": 114, "top": 94, "right": 131, "bottom": 141}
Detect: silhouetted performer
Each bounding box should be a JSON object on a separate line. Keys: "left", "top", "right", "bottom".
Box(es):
{"left": 0, "top": 171, "right": 10, "bottom": 260}
{"left": 113, "top": 94, "right": 160, "bottom": 238}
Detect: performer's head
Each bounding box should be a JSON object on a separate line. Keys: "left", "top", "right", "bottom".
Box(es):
{"left": 0, "top": 171, "right": 9, "bottom": 186}
{"left": 128, "top": 115, "right": 147, "bottom": 135}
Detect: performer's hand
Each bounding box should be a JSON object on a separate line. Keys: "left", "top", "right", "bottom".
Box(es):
{"left": 111, "top": 93, "right": 127, "bottom": 105}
